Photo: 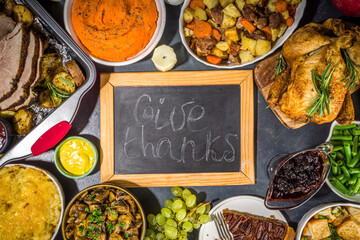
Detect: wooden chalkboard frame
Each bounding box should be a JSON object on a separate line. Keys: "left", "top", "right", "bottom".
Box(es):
{"left": 100, "top": 71, "right": 254, "bottom": 187}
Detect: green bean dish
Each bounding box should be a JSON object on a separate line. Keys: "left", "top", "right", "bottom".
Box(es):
{"left": 329, "top": 124, "right": 360, "bottom": 197}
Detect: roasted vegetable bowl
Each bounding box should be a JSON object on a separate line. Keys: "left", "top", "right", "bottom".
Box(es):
{"left": 179, "top": 0, "right": 306, "bottom": 68}
{"left": 62, "top": 184, "right": 146, "bottom": 240}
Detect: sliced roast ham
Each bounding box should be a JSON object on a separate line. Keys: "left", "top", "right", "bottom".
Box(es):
{"left": 0, "top": 14, "right": 16, "bottom": 40}
{"left": 14, "top": 37, "right": 44, "bottom": 110}
{"left": 0, "top": 23, "right": 29, "bottom": 102}
{"left": 1, "top": 31, "right": 39, "bottom": 110}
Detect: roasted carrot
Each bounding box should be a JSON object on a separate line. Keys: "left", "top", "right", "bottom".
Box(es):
{"left": 240, "top": 18, "right": 256, "bottom": 34}
{"left": 275, "top": 0, "right": 287, "bottom": 12}
{"left": 212, "top": 29, "right": 221, "bottom": 41}
{"left": 288, "top": 4, "right": 298, "bottom": 16}
{"left": 186, "top": 22, "right": 196, "bottom": 30}
{"left": 207, "top": 55, "right": 222, "bottom": 65}
{"left": 193, "top": 21, "right": 212, "bottom": 39}
{"left": 285, "top": 16, "right": 294, "bottom": 27}
{"left": 261, "top": 26, "right": 272, "bottom": 40}
{"left": 189, "top": 0, "right": 205, "bottom": 10}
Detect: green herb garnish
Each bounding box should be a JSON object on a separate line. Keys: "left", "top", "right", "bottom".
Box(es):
{"left": 59, "top": 76, "right": 74, "bottom": 87}
{"left": 106, "top": 223, "right": 115, "bottom": 234}
{"left": 46, "top": 82, "right": 70, "bottom": 107}
{"left": 307, "top": 62, "right": 335, "bottom": 118}
{"left": 118, "top": 221, "right": 126, "bottom": 227}
{"left": 79, "top": 225, "right": 84, "bottom": 234}
{"left": 342, "top": 50, "right": 360, "bottom": 91}
{"left": 317, "top": 215, "right": 329, "bottom": 219}
{"left": 274, "top": 51, "right": 286, "bottom": 77}
{"left": 125, "top": 233, "right": 129, "bottom": 238}
{"left": 327, "top": 223, "right": 343, "bottom": 240}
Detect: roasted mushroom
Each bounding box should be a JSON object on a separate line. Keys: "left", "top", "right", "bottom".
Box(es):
{"left": 65, "top": 224, "right": 76, "bottom": 239}
{"left": 65, "top": 187, "right": 142, "bottom": 240}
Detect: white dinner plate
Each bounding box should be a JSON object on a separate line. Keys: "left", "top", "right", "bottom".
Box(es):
{"left": 199, "top": 195, "right": 288, "bottom": 240}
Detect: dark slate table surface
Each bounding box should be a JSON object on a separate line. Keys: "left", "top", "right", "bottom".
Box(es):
{"left": 20, "top": 0, "right": 360, "bottom": 239}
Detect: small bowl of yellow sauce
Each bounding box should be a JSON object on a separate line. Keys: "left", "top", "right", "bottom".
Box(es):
{"left": 55, "top": 136, "right": 98, "bottom": 178}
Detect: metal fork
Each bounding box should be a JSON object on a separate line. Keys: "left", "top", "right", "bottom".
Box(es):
{"left": 211, "top": 212, "right": 233, "bottom": 240}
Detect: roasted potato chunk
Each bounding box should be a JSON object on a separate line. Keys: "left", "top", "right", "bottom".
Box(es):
{"left": 203, "top": 0, "right": 220, "bottom": 9}
{"left": 13, "top": 109, "right": 33, "bottom": 135}
{"left": 267, "top": 0, "right": 277, "bottom": 12}
{"left": 184, "top": 27, "right": 194, "bottom": 37}
{"left": 38, "top": 90, "right": 62, "bottom": 109}
{"left": 225, "top": 27, "right": 239, "bottom": 41}
{"left": 0, "top": 111, "right": 15, "bottom": 119}
{"left": 40, "top": 53, "right": 63, "bottom": 83}
{"left": 235, "top": 0, "right": 245, "bottom": 11}
{"left": 65, "top": 60, "right": 85, "bottom": 87}
{"left": 221, "top": 14, "right": 236, "bottom": 28}
{"left": 246, "top": 0, "right": 260, "bottom": 4}
{"left": 212, "top": 47, "right": 228, "bottom": 59}
{"left": 222, "top": 3, "right": 241, "bottom": 18}
{"left": 12, "top": 5, "right": 33, "bottom": 27}
{"left": 194, "top": 6, "right": 207, "bottom": 21}
{"left": 183, "top": 7, "right": 194, "bottom": 23}
{"left": 281, "top": 10, "right": 290, "bottom": 20}
{"left": 207, "top": 19, "right": 218, "bottom": 28}
{"left": 285, "top": 0, "right": 301, "bottom": 4}
{"left": 239, "top": 50, "right": 255, "bottom": 63}
{"left": 52, "top": 72, "right": 76, "bottom": 94}
{"left": 216, "top": 41, "right": 229, "bottom": 51}
{"left": 255, "top": 39, "right": 271, "bottom": 55}
{"left": 1, "top": 0, "right": 14, "bottom": 16}
{"left": 242, "top": 35, "right": 257, "bottom": 55}
{"left": 271, "top": 27, "right": 280, "bottom": 41}
{"left": 220, "top": 0, "right": 234, "bottom": 8}
{"left": 277, "top": 23, "right": 287, "bottom": 38}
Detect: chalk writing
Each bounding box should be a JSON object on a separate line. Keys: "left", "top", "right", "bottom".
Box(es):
{"left": 123, "top": 94, "right": 238, "bottom": 163}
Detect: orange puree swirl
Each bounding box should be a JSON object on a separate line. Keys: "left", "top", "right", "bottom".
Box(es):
{"left": 72, "top": 0, "right": 158, "bottom": 62}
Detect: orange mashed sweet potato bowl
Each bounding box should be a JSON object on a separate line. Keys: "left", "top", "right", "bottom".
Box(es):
{"left": 72, "top": 0, "right": 158, "bottom": 62}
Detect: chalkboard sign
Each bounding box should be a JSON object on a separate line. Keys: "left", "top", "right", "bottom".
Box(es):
{"left": 100, "top": 71, "right": 254, "bottom": 187}
{"left": 114, "top": 85, "right": 240, "bottom": 174}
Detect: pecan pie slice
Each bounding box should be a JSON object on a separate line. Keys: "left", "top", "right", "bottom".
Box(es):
{"left": 222, "top": 209, "right": 295, "bottom": 240}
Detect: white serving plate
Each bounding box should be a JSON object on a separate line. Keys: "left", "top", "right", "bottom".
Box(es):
{"left": 325, "top": 120, "right": 360, "bottom": 203}
{"left": 3, "top": 164, "right": 65, "bottom": 240}
{"left": 63, "top": 0, "right": 166, "bottom": 66}
{"left": 199, "top": 195, "right": 288, "bottom": 239}
{"left": 179, "top": 0, "right": 306, "bottom": 69}
{"left": 295, "top": 202, "right": 360, "bottom": 240}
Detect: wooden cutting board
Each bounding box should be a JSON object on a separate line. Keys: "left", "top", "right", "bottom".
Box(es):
{"left": 253, "top": 50, "right": 308, "bottom": 129}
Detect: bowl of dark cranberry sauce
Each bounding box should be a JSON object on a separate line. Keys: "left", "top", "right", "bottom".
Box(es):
{"left": 265, "top": 144, "right": 332, "bottom": 210}
{"left": 0, "top": 118, "right": 14, "bottom": 154}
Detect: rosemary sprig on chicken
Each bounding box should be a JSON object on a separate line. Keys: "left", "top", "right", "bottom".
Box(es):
{"left": 307, "top": 63, "right": 335, "bottom": 118}
{"left": 342, "top": 50, "right": 360, "bottom": 91}
{"left": 274, "top": 51, "right": 287, "bottom": 77}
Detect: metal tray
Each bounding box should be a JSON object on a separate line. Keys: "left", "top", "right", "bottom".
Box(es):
{"left": 0, "top": 0, "right": 96, "bottom": 167}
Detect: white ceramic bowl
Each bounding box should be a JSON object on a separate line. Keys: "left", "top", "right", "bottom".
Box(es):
{"left": 63, "top": 0, "right": 166, "bottom": 66}
{"left": 179, "top": 0, "right": 306, "bottom": 69}
{"left": 325, "top": 120, "right": 360, "bottom": 203}
{"left": 3, "top": 164, "right": 65, "bottom": 240}
{"left": 295, "top": 202, "right": 360, "bottom": 240}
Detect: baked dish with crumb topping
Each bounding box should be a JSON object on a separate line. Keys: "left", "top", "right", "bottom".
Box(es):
{"left": 0, "top": 165, "right": 62, "bottom": 240}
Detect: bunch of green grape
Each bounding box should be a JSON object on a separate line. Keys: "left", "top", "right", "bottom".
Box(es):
{"left": 145, "top": 187, "right": 211, "bottom": 240}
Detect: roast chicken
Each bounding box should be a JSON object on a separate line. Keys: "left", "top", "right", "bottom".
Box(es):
{"left": 268, "top": 19, "right": 360, "bottom": 126}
